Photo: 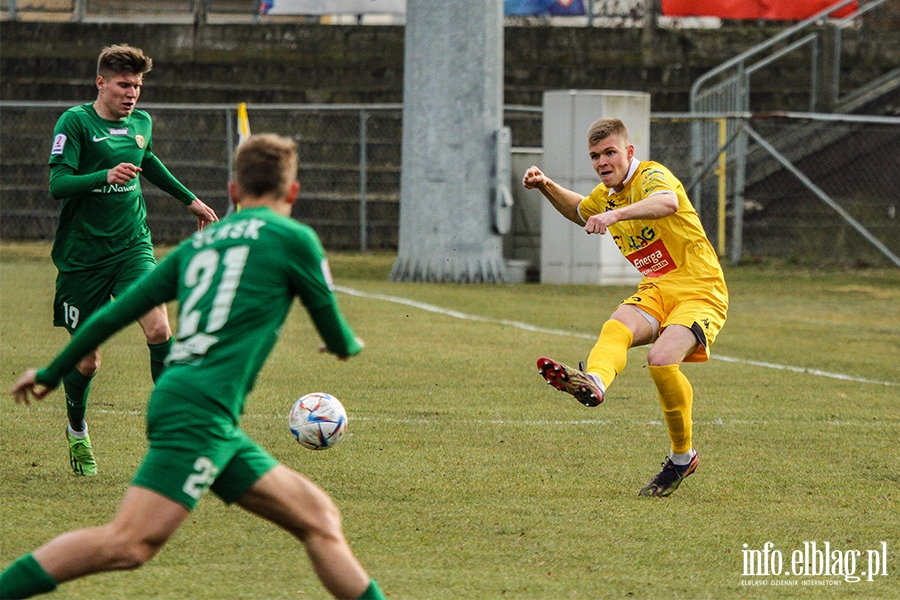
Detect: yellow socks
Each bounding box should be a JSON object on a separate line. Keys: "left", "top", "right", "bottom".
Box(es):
{"left": 584, "top": 321, "right": 695, "bottom": 455}
{"left": 648, "top": 364, "right": 694, "bottom": 454}
{"left": 585, "top": 319, "right": 633, "bottom": 390}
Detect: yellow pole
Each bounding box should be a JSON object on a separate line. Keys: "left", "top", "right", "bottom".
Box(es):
{"left": 716, "top": 118, "right": 727, "bottom": 256}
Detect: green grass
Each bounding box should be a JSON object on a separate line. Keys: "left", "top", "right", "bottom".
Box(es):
{"left": 1, "top": 242, "right": 899, "bottom": 599}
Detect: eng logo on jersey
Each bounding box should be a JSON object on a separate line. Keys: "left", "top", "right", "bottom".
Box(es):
{"left": 51, "top": 134, "right": 67, "bottom": 155}
{"left": 135, "top": 135, "right": 146, "bottom": 149}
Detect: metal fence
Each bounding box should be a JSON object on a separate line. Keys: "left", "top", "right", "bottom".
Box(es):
{"left": 663, "top": 112, "right": 900, "bottom": 268}
{"left": 2, "top": 102, "right": 898, "bottom": 267}
{"left": 0, "top": 102, "right": 408, "bottom": 251}
{"left": 0, "top": 102, "right": 542, "bottom": 252}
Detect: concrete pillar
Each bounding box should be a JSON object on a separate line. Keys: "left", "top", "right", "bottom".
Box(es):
{"left": 390, "top": 0, "right": 509, "bottom": 282}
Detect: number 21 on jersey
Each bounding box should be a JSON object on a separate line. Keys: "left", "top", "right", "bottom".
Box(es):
{"left": 170, "top": 246, "right": 249, "bottom": 363}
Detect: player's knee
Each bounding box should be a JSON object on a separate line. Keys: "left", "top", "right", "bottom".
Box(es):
{"left": 114, "top": 546, "right": 151, "bottom": 571}
{"left": 303, "top": 490, "right": 344, "bottom": 541}
{"left": 141, "top": 307, "right": 172, "bottom": 344}
{"left": 102, "top": 528, "right": 167, "bottom": 570}
{"left": 123, "top": 536, "right": 168, "bottom": 569}
{"left": 77, "top": 355, "right": 101, "bottom": 377}
{"left": 645, "top": 348, "right": 670, "bottom": 367}
{"left": 144, "top": 323, "right": 171, "bottom": 344}
{"left": 646, "top": 343, "right": 691, "bottom": 367}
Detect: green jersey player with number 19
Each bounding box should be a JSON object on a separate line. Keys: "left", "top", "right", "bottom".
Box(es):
{"left": 4, "top": 134, "right": 386, "bottom": 600}
{"left": 49, "top": 44, "right": 218, "bottom": 477}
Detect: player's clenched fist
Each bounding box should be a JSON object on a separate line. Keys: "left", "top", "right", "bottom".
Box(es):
{"left": 522, "top": 165, "right": 548, "bottom": 190}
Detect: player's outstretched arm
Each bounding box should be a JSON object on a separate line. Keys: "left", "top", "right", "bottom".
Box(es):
{"left": 187, "top": 198, "right": 218, "bottom": 231}
{"left": 309, "top": 303, "right": 364, "bottom": 361}
{"left": 9, "top": 369, "right": 54, "bottom": 406}
{"left": 522, "top": 165, "right": 585, "bottom": 225}
{"left": 140, "top": 153, "right": 217, "bottom": 229}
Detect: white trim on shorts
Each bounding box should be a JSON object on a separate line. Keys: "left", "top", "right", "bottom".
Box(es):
{"left": 635, "top": 306, "right": 661, "bottom": 342}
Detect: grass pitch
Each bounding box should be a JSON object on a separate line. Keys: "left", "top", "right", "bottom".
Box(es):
{"left": 1, "top": 242, "right": 899, "bottom": 599}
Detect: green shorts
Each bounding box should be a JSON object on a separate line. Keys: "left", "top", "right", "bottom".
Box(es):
{"left": 53, "top": 244, "right": 157, "bottom": 333}
{"left": 133, "top": 388, "right": 279, "bottom": 510}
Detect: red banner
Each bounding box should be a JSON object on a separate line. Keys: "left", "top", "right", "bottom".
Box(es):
{"left": 661, "top": 0, "right": 857, "bottom": 20}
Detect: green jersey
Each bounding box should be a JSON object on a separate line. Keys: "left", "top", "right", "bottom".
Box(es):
{"left": 48, "top": 103, "right": 194, "bottom": 271}
{"left": 37, "top": 207, "right": 362, "bottom": 425}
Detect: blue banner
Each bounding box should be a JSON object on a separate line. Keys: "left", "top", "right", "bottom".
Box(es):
{"left": 504, "top": 0, "right": 586, "bottom": 16}
{"left": 261, "top": 1, "right": 586, "bottom": 17}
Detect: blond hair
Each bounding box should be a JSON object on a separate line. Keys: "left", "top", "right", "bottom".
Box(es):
{"left": 233, "top": 134, "right": 298, "bottom": 199}
{"left": 97, "top": 44, "right": 153, "bottom": 79}
{"left": 586, "top": 118, "right": 631, "bottom": 147}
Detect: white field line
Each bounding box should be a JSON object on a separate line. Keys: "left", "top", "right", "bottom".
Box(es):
{"left": 30, "top": 407, "right": 894, "bottom": 429}
{"left": 335, "top": 286, "right": 898, "bottom": 388}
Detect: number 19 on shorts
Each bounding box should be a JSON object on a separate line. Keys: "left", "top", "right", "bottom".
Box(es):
{"left": 63, "top": 302, "right": 80, "bottom": 329}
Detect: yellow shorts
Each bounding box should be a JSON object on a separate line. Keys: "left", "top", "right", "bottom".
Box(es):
{"left": 621, "top": 276, "right": 728, "bottom": 362}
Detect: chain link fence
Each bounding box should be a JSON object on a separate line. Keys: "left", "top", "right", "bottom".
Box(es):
{"left": 0, "top": 102, "right": 541, "bottom": 252}
{"left": 2, "top": 102, "right": 898, "bottom": 267}
{"left": 673, "top": 113, "right": 900, "bottom": 268}
{"left": 0, "top": 102, "right": 406, "bottom": 250}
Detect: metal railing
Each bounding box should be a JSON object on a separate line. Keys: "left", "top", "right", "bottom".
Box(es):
{"left": 674, "top": 111, "right": 900, "bottom": 267}
{"left": 690, "top": 0, "right": 896, "bottom": 115}
{"left": 688, "top": 0, "right": 899, "bottom": 266}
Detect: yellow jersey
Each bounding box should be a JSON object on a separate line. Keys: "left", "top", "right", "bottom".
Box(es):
{"left": 579, "top": 160, "right": 725, "bottom": 290}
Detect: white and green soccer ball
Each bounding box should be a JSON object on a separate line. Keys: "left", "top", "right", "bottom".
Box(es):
{"left": 289, "top": 392, "right": 348, "bottom": 450}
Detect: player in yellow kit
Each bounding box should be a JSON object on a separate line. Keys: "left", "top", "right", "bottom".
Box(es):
{"left": 524, "top": 117, "right": 728, "bottom": 497}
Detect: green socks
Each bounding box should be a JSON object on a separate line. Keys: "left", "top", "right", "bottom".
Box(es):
{"left": 0, "top": 554, "right": 57, "bottom": 599}
{"left": 0, "top": 556, "right": 383, "bottom": 599}
{"left": 147, "top": 338, "right": 173, "bottom": 383}
{"left": 62, "top": 337, "right": 171, "bottom": 431}
{"left": 357, "top": 579, "right": 386, "bottom": 600}
{"left": 63, "top": 368, "right": 92, "bottom": 432}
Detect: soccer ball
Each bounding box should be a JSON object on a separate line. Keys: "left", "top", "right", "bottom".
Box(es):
{"left": 288, "top": 392, "right": 348, "bottom": 450}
